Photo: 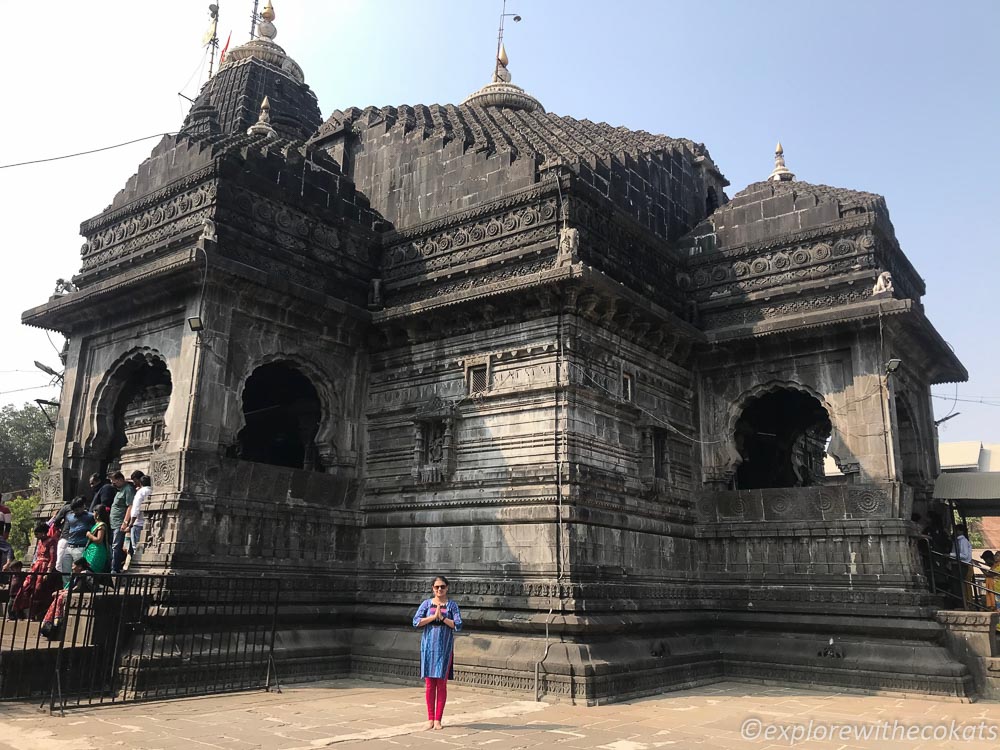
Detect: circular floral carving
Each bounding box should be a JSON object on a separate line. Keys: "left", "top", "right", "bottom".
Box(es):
{"left": 769, "top": 495, "right": 789, "bottom": 514}
{"left": 193, "top": 191, "right": 205, "bottom": 208}
{"left": 139, "top": 216, "right": 151, "bottom": 231}
{"left": 454, "top": 230, "right": 468, "bottom": 247}
{"left": 470, "top": 225, "right": 486, "bottom": 242}
{"left": 750, "top": 258, "right": 770, "bottom": 275}
{"left": 693, "top": 270, "right": 710, "bottom": 287}
{"left": 733, "top": 261, "right": 750, "bottom": 278}
{"left": 503, "top": 214, "right": 519, "bottom": 231}
{"left": 711, "top": 265, "right": 728, "bottom": 282}
{"left": 486, "top": 220, "right": 502, "bottom": 237}
{"left": 165, "top": 204, "right": 177, "bottom": 220}
{"left": 436, "top": 235, "right": 452, "bottom": 251}
{"left": 540, "top": 203, "right": 556, "bottom": 220}
{"left": 833, "top": 239, "right": 855, "bottom": 257}
{"left": 792, "top": 249, "right": 811, "bottom": 265}
{"left": 851, "top": 488, "right": 882, "bottom": 514}
{"left": 859, "top": 234, "right": 875, "bottom": 250}
{"left": 179, "top": 196, "right": 192, "bottom": 213}
{"left": 773, "top": 252, "right": 791, "bottom": 270}
{"left": 817, "top": 488, "right": 836, "bottom": 512}
{"left": 276, "top": 210, "right": 292, "bottom": 229}
{"left": 522, "top": 209, "right": 537, "bottom": 226}
{"left": 813, "top": 243, "right": 832, "bottom": 260}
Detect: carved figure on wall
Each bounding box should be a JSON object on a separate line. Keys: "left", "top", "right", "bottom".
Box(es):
{"left": 872, "top": 271, "right": 894, "bottom": 295}
{"left": 557, "top": 227, "right": 579, "bottom": 266}
{"left": 52, "top": 278, "right": 78, "bottom": 296}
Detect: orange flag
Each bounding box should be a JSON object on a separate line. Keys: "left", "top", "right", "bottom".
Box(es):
{"left": 219, "top": 32, "right": 232, "bottom": 67}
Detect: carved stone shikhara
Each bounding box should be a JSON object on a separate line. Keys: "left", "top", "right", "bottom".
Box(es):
{"left": 21, "top": 18, "right": 969, "bottom": 704}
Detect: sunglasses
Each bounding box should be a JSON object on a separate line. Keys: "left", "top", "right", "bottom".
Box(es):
{"left": 433, "top": 585, "right": 448, "bottom": 590}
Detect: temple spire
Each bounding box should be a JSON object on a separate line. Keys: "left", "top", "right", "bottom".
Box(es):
{"left": 768, "top": 141, "right": 795, "bottom": 182}
{"left": 247, "top": 96, "right": 276, "bottom": 137}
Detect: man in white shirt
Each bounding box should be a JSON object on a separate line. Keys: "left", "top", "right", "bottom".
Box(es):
{"left": 951, "top": 525, "right": 974, "bottom": 606}
{"left": 123, "top": 475, "right": 151, "bottom": 568}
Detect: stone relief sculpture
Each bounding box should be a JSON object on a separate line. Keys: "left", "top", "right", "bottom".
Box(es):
{"left": 872, "top": 271, "right": 894, "bottom": 295}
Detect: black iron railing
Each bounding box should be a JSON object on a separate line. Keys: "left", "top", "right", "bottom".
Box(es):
{"left": 0, "top": 571, "right": 280, "bottom": 714}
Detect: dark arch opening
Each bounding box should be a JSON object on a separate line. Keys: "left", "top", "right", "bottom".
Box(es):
{"left": 706, "top": 186, "right": 720, "bottom": 215}
{"left": 234, "top": 362, "right": 324, "bottom": 471}
{"left": 104, "top": 358, "right": 172, "bottom": 474}
{"left": 734, "top": 389, "right": 832, "bottom": 489}
{"left": 896, "top": 399, "right": 923, "bottom": 485}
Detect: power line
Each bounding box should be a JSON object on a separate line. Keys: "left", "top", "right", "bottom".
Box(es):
{"left": 930, "top": 394, "right": 1000, "bottom": 408}
{"left": 0, "top": 133, "right": 178, "bottom": 170}
{"left": 0, "top": 385, "right": 55, "bottom": 396}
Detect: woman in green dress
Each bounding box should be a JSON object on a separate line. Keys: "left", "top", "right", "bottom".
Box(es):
{"left": 84, "top": 505, "right": 111, "bottom": 575}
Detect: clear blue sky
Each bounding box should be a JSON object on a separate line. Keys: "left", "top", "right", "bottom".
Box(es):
{"left": 2, "top": 0, "right": 997, "bottom": 443}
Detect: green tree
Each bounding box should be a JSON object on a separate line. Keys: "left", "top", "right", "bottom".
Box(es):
{"left": 0, "top": 402, "right": 53, "bottom": 493}
{"left": 7, "top": 494, "right": 39, "bottom": 560}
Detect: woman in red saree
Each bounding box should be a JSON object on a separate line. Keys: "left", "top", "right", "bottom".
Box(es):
{"left": 12, "top": 522, "right": 60, "bottom": 619}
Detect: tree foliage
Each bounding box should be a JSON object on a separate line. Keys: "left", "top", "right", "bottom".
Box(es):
{"left": 7, "top": 493, "right": 39, "bottom": 560}
{"left": 0, "top": 402, "right": 53, "bottom": 493}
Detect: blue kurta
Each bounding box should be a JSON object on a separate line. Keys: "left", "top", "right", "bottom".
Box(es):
{"left": 413, "top": 599, "right": 463, "bottom": 679}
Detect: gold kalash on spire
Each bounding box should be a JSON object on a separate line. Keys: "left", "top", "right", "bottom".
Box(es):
{"left": 463, "top": 0, "right": 544, "bottom": 113}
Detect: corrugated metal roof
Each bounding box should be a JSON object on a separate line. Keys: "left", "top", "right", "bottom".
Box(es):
{"left": 939, "top": 441, "right": 983, "bottom": 470}
{"left": 934, "top": 472, "right": 1000, "bottom": 500}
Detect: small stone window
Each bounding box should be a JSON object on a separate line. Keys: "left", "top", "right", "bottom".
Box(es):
{"left": 653, "top": 429, "right": 670, "bottom": 481}
{"left": 622, "top": 373, "right": 634, "bottom": 403}
{"left": 468, "top": 365, "right": 488, "bottom": 395}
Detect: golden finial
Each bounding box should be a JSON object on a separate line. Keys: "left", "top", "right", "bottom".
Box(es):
{"left": 498, "top": 43, "right": 509, "bottom": 67}
{"left": 247, "top": 96, "right": 276, "bottom": 137}
{"left": 258, "top": 0, "right": 277, "bottom": 40}
{"left": 768, "top": 140, "right": 795, "bottom": 182}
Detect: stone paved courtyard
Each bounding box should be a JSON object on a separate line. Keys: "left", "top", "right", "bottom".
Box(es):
{"left": 3, "top": 679, "right": 1000, "bottom": 750}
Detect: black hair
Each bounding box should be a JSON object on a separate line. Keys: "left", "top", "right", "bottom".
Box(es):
{"left": 431, "top": 574, "right": 450, "bottom": 588}
{"left": 140, "top": 475, "right": 152, "bottom": 488}
{"left": 89, "top": 473, "right": 102, "bottom": 483}
{"left": 70, "top": 496, "right": 87, "bottom": 511}
{"left": 130, "top": 470, "right": 145, "bottom": 482}
{"left": 34, "top": 521, "right": 49, "bottom": 537}
{"left": 110, "top": 471, "right": 125, "bottom": 481}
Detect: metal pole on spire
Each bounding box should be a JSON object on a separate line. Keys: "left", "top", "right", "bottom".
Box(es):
{"left": 250, "top": 0, "right": 260, "bottom": 40}
{"left": 495, "top": 0, "right": 522, "bottom": 81}
{"left": 206, "top": 3, "right": 221, "bottom": 78}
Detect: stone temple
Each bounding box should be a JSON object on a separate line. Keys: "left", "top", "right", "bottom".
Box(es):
{"left": 24, "top": 5, "right": 975, "bottom": 702}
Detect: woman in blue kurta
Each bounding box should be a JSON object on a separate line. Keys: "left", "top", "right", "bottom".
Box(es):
{"left": 413, "top": 575, "right": 462, "bottom": 730}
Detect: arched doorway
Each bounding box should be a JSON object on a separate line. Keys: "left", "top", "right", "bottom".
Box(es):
{"left": 733, "top": 388, "right": 832, "bottom": 489}
{"left": 234, "top": 362, "right": 324, "bottom": 470}
{"left": 102, "top": 356, "right": 173, "bottom": 474}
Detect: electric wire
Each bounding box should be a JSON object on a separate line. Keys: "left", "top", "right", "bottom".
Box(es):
{"left": 0, "top": 133, "right": 179, "bottom": 170}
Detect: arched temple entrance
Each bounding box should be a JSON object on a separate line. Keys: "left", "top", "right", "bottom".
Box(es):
{"left": 235, "top": 362, "right": 324, "bottom": 470}
{"left": 733, "top": 387, "right": 832, "bottom": 489}
{"left": 98, "top": 354, "right": 173, "bottom": 474}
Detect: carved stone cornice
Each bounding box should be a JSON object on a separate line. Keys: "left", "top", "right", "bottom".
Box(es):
{"left": 689, "top": 213, "right": 875, "bottom": 263}
{"left": 80, "top": 162, "right": 221, "bottom": 235}
{"left": 381, "top": 178, "right": 560, "bottom": 245}
{"left": 79, "top": 182, "right": 218, "bottom": 274}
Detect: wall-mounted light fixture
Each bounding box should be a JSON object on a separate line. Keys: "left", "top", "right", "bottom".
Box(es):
{"left": 187, "top": 316, "right": 205, "bottom": 332}
{"left": 885, "top": 358, "right": 902, "bottom": 375}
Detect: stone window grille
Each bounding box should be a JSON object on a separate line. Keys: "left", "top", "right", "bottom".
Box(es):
{"left": 468, "top": 365, "right": 489, "bottom": 395}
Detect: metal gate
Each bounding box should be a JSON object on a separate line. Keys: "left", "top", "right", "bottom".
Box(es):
{"left": 0, "top": 572, "right": 280, "bottom": 713}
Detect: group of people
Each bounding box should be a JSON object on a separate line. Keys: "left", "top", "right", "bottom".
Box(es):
{"left": 3, "top": 469, "right": 150, "bottom": 623}
{"left": 918, "top": 512, "right": 1000, "bottom": 612}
